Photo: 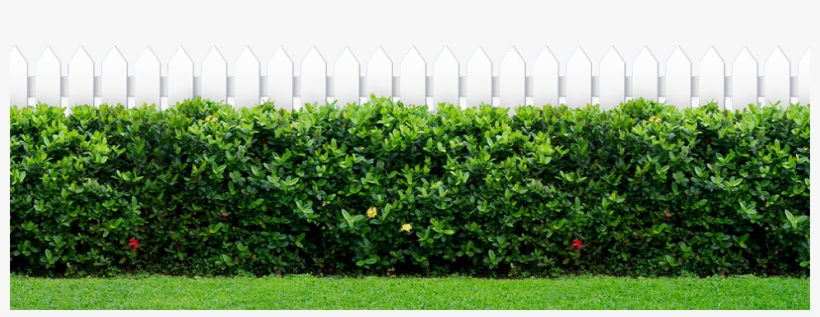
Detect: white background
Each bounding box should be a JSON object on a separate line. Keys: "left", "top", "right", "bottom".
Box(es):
{"left": 1, "top": 0, "right": 816, "bottom": 78}
{"left": 2, "top": 0, "right": 819, "bottom": 314}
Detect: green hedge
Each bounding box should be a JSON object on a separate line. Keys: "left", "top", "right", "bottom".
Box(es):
{"left": 10, "top": 96, "right": 810, "bottom": 277}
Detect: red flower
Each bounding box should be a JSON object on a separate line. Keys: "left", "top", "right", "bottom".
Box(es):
{"left": 128, "top": 238, "right": 139, "bottom": 252}
{"left": 706, "top": 139, "right": 713, "bottom": 146}
{"left": 665, "top": 213, "right": 670, "bottom": 218}
{"left": 221, "top": 212, "right": 227, "bottom": 218}
{"left": 571, "top": 239, "right": 583, "bottom": 252}
{"left": 262, "top": 138, "right": 269, "bottom": 145}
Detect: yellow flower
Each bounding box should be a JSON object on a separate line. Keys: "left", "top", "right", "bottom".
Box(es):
{"left": 400, "top": 224, "right": 412, "bottom": 232}
{"left": 322, "top": 201, "right": 328, "bottom": 207}
{"left": 367, "top": 207, "right": 377, "bottom": 218}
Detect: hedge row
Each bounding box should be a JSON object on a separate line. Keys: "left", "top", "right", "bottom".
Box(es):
{"left": 10, "top": 97, "right": 810, "bottom": 277}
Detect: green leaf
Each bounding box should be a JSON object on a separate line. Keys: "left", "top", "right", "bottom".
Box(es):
{"left": 130, "top": 196, "right": 140, "bottom": 215}
{"left": 784, "top": 210, "right": 794, "bottom": 221}
{"left": 221, "top": 254, "right": 233, "bottom": 266}
{"left": 665, "top": 255, "right": 676, "bottom": 266}
{"left": 110, "top": 218, "right": 123, "bottom": 229}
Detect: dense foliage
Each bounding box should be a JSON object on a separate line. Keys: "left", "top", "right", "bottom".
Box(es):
{"left": 10, "top": 96, "right": 810, "bottom": 277}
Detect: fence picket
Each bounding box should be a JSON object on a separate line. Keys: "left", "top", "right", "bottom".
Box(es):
{"left": 201, "top": 46, "right": 227, "bottom": 104}
{"left": 699, "top": 46, "right": 725, "bottom": 108}
{"left": 599, "top": 46, "right": 625, "bottom": 110}
{"left": 167, "top": 46, "right": 194, "bottom": 109}
{"left": 764, "top": 46, "right": 790, "bottom": 107}
{"left": 10, "top": 46, "right": 28, "bottom": 107}
{"left": 532, "top": 46, "right": 559, "bottom": 107}
{"left": 9, "top": 45, "right": 806, "bottom": 112}
{"left": 797, "top": 48, "right": 810, "bottom": 105}
{"left": 35, "top": 46, "right": 62, "bottom": 107}
{"left": 334, "top": 47, "right": 360, "bottom": 107}
{"left": 665, "top": 46, "right": 691, "bottom": 109}
{"left": 632, "top": 46, "right": 658, "bottom": 102}
{"left": 101, "top": 46, "right": 128, "bottom": 107}
{"left": 268, "top": 46, "right": 293, "bottom": 110}
{"left": 367, "top": 46, "right": 393, "bottom": 101}
{"left": 566, "top": 46, "right": 591, "bottom": 108}
{"left": 400, "top": 46, "right": 427, "bottom": 107}
{"left": 301, "top": 46, "right": 327, "bottom": 107}
{"left": 433, "top": 46, "right": 459, "bottom": 108}
{"left": 135, "top": 47, "right": 161, "bottom": 108}
{"left": 500, "top": 46, "right": 525, "bottom": 113}
{"left": 732, "top": 47, "right": 758, "bottom": 109}
{"left": 68, "top": 46, "right": 95, "bottom": 107}
{"left": 235, "top": 46, "right": 260, "bottom": 108}
{"left": 466, "top": 46, "right": 492, "bottom": 108}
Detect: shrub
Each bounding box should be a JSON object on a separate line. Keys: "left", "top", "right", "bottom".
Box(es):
{"left": 10, "top": 96, "right": 810, "bottom": 277}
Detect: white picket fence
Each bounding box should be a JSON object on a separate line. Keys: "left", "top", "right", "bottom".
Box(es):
{"left": 8, "top": 45, "right": 811, "bottom": 112}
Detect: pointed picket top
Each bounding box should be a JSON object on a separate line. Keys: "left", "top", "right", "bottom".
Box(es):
{"left": 599, "top": 46, "right": 625, "bottom": 109}
{"left": 101, "top": 46, "right": 128, "bottom": 106}
{"left": 10, "top": 46, "right": 29, "bottom": 107}
{"left": 200, "top": 46, "right": 227, "bottom": 104}
{"left": 68, "top": 46, "right": 95, "bottom": 107}
{"left": 235, "top": 46, "right": 261, "bottom": 108}
{"left": 366, "top": 46, "right": 393, "bottom": 100}
{"left": 35, "top": 46, "right": 62, "bottom": 106}
{"left": 665, "top": 46, "right": 692, "bottom": 109}
{"left": 301, "top": 46, "right": 327, "bottom": 106}
{"left": 566, "top": 46, "right": 591, "bottom": 108}
{"left": 500, "top": 46, "right": 525, "bottom": 113}
{"left": 334, "top": 47, "right": 360, "bottom": 106}
{"left": 699, "top": 46, "right": 725, "bottom": 107}
{"left": 533, "top": 46, "right": 559, "bottom": 107}
{"left": 798, "top": 48, "right": 810, "bottom": 105}
{"left": 466, "top": 46, "right": 492, "bottom": 108}
{"left": 268, "top": 46, "right": 294, "bottom": 110}
{"left": 433, "top": 46, "right": 459, "bottom": 107}
{"left": 732, "top": 47, "right": 758, "bottom": 108}
{"left": 135, "top": 46, "right": 161, "bottom": 108}
{"left": 764, "top": 46, "right": 790, "bottom": 107}
{"left": 167, "top": 46, "right": 194, "bottom": 108}
{"left": 400, "top": 46, "right": 427, "bottom": 107}
{"left": 632, "top": 46, "right": 659, "bottom": 101}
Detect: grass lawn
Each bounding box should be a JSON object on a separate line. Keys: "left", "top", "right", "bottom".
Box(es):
{"left": 10, "top": 274, "right": 809, "bottom": 310}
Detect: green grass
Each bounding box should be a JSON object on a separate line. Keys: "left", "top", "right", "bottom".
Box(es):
{"left": 10, "top": 274, "right": 809, "bottom": 310}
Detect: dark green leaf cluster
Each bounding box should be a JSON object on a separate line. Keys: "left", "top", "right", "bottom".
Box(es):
{"left": 10, "top": 96, "right": 810, "bottom": 277}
